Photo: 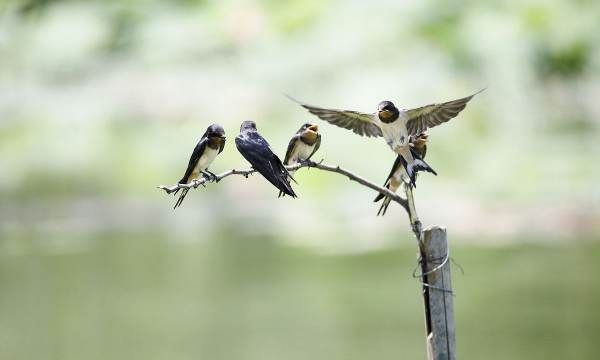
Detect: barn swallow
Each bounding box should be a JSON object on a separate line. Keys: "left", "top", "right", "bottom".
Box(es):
{"left": 235, "top": 121, "right": 297, "bottom": 197}
{"left": 280, "top": 123, "right": 321, "bottom": 196}
{"left": 374, "top": 133, "right": 429, "bottom": 215}
{"left": 173, "top": 124, "right": 226, "bottom": 209}
{"left": 288, "top": 89, "right": 483, "bottom": 187}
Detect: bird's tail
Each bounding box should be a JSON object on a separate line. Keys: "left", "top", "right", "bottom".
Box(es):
{"left": 376, "top": 196, "right": 393, "bottom": 216}
{"left": 374, "top": 155, "right": 403, "bottom": 211}
{"left": 374, "top": 175, "right": 399, "bottom": 216}
{"left": 277, "top": 179, "right": 296, "bottom": 198}
{"left": 405, "top": 150, "right": 437, "bottom": 188}
{"left": 279, "top": 169, "right": 297, "bottom": 197}
{"left": 373, "top": 182, "right": 390, "bottom": 205}
{"left": 278, "top": 168, "right": 298, "bottom": 198}
{"left": 173, "top": 188, "right": 189, "bottom": 209}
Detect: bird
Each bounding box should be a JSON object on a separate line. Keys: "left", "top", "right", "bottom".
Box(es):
{"left": 173, "top": 124, "right": 226, "bottom": 209}
{"left": 235, "top": 120, "right": 297, "bottom": 197}
{"left": 280, "top": 123, "right": 321, "bottom": 196}
{"left": 374, "top": 132, "right": 429, "bottom": 216}
{"left": 288, "top": 89, "right": 483, "bottom": 187}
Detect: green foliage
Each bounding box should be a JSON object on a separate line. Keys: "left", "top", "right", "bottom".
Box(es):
{"left": 536, "top": 41, "right": 591, "bottom": 79}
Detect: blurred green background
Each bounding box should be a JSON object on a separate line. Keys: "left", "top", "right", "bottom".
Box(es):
{"left": 1, "top": 0, "right": 599, "bottom": 359}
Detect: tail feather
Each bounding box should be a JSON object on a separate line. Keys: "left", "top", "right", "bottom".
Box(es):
{"left": 405, "top": 151, "right": 437, "bottom": 188}
{"left": 173, "top": 188, "right": 189, "bottom": 209}
{"left": 374, "top": 155, "right": 403, "bottom": 202}
{"left": 277, "top": 178, "right": 296, "bottom": 197}
{"left": 278, "top": 167, "right": 297, "bottom": 198}
{"left": 374, "top": 192, "right": 385, "bottom": 203}
{"left": 377, "top": 197, "right": 392, "bottom": 216}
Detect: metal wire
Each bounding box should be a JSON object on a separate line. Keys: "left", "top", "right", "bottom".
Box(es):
{"left": 411, "top": 244, "right": 454, "bottom": 294}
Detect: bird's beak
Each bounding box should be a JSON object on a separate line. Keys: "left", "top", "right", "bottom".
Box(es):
{"left": 308, "top": 124, "right": 319, "bottom": 132}
{"left": 379, "top": 109, "right": 392, "bottom": 119}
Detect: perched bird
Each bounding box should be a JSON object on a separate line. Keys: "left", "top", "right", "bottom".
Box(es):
{"left": 235, "top": 120, "right": 296, "bottom": 197}
{"left": 173, "top": 124, "right": 226, "bottom": 209}
{"left": 288, "top": 89, "right": 483, "bottom": 186}
{"left": 374, "top": 133, "right": 429, "bottom": 216}
{"left": 280, "top": 123, "right": 321, "bottom": 196}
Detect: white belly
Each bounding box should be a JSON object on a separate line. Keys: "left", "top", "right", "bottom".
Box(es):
{"left": 374, "top": 111, "right": 410, "bottom": 155}
{"left": 191, "top": 147, "right": 218, "bottom": 178}
{"left": 379, "top": 120, "right": 408, "bottom": 151}
{"left": 289, "top": 141, "right": 315, "bottom": 163}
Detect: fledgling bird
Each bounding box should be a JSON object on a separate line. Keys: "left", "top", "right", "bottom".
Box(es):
{"left": 288, "top": 89, "right": 483, "bottom": 187}
{"left": 173, "top": 124, "right": 226, "bottom": 209}
{"left": 235, "top": 120, "right": 297, "bottom": 197}
{"left": 280, "top": 123, "right": 321, "bottom": 196}
{"left": 374, "top": 133, "right": 429, "bottom": 216}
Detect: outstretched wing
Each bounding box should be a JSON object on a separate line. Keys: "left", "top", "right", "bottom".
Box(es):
{"left": 179, "top": 136, "right": 208, "bottom": 184}
{"left": 288, "top": 96, "right": 382, "bottom": 137}
{"left": 405, "top": 89, "right": 484, "bottom": 136}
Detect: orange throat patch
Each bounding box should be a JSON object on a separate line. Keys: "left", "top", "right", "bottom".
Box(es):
{"left": 301, "top": 131, "right": 318, "bottom": 145}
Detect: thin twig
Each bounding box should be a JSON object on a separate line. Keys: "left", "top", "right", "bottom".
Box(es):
{"left": 157, "top": 160, "right": 409, "bottom": 212}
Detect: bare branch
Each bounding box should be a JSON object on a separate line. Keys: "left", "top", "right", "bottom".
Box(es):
{"left": 157, "top": 160, "right": 409, "bottom": 212}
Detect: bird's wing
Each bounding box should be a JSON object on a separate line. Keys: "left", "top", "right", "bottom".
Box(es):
{"left": 179, "top": 136, "right": 208, "bottom": 184}
{"left": 236, "top": 133, "right": 296, "bottom": 196}
{"left": 288, "top": 96, "right": 382, "bottom": 137}
{"left": 235, "top": 133, "right": 288, "bottom": 177}
{"left": 405, "top": 89, "right": 484, "bottom": 136}
{"left": 307, "top": 133, "right": 321, "bottom": 160}
{"left": 284, "top": 134, "right": 301, "bottom": 165}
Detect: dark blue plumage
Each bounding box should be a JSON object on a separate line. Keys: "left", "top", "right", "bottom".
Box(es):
{"left": 235, "top": 121, "right": 296, "bottom": 198}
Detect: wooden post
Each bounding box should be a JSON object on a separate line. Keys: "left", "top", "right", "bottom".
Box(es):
{"left": 419, "top": 226, "right": 456, "bottom": 360}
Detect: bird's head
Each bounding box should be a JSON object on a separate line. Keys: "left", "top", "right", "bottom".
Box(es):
{"left": 240, "top": 120, "right": 257, "bottom": 132}
{"left": 377, "top": 101, "right": 399, "bottom": 123}
{"left": 412, "top": 132, "right": 428, "bottom": 144}
{"left": 298, "top": 122, "right": 319, "bottom": 144}
{"left": 206, "top": 123, "right": 226, "bottom": 139}
{"left": 410, "top": 132, "right": 429, "bottom": 158}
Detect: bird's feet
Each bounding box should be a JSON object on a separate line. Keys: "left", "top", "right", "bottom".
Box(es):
{"left": 299, "top": 159, "right": 315, "bottom": 167}
{"left": 201, "top": 170, "right": 218, "bottom": 183}
{"left": 192, "top": 179, "right": 207, "bottom": 188}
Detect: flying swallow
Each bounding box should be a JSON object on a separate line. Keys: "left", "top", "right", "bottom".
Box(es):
{"left": 235, "top": 120, "right": 297, "bottom": 197}
{"left": 288, "top": 89, "right": 483, "bottom": 186}
{"left": 173, "top": 124, "right": 226, "bottom": 209}
{"left": 374, "top": 133, "right": 429, "bottom": 216}
{"left": 280, "top": 123, "right": 321, "bottom": 196}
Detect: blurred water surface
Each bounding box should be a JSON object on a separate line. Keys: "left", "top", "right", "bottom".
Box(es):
{"left": 1, "top": 232, "right": 599, "bottom": 360}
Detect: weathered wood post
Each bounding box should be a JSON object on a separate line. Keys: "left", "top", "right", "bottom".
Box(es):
{"left": 418, "top": 226, "right": 455, "bottom": 360}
